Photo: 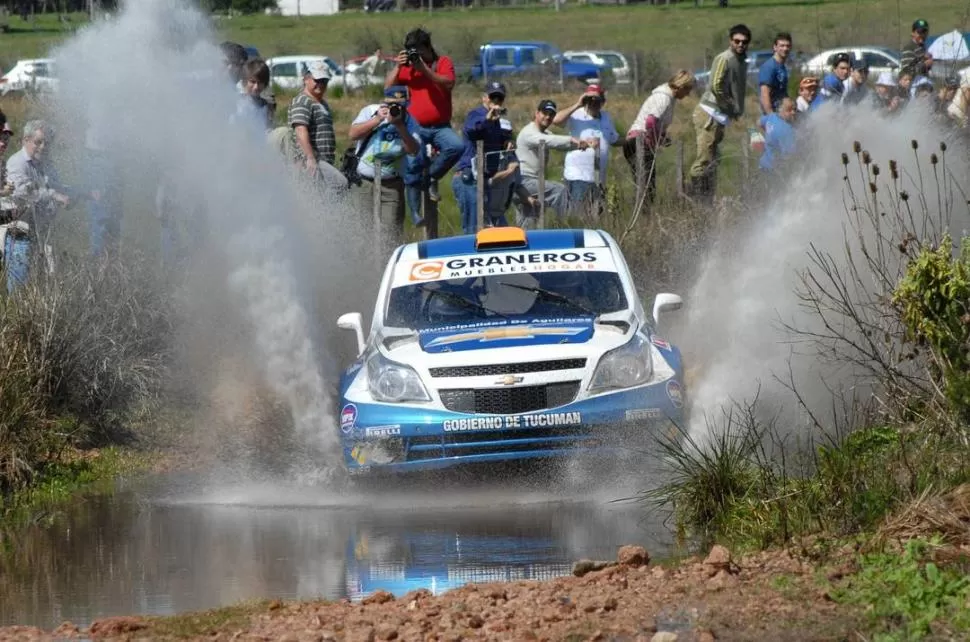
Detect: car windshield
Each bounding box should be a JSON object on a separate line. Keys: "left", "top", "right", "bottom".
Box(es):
{"left": 385, "top": 271, "right": 628, "bottom": 330}
{"left": 600, "top": 54, "right": 625, "bottom": 68}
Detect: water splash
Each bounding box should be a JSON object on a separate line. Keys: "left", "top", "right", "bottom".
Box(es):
{"left": 677, "top": 103, "right": 970, "bottom": 441}
{"left": 49, "top": 0, "right": 366, "bottom": 470}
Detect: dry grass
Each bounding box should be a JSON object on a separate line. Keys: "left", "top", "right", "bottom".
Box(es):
{"left": 876, "top": 484, "right": 970, "bottom": 548}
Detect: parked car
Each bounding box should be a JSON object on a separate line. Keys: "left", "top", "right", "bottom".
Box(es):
{"left": 801, "top": 46, "right": 900, "bottom": 78}
{"left": 562, "top": 50, "right": 631, "bottom": 84}
{"left": 335, "top": 226, "right": 687, "bottom": 474}
{"left": 692, "top": 49, "right": 773, "bottom": 92}
{"left": 266, "top": 55, "right": 381, "bottom": 91}
{"left": 0, "top": 58, "right": 58, "bottom": 95}
{"left": 470, "top": 41, "right": 602, "bottom": 85}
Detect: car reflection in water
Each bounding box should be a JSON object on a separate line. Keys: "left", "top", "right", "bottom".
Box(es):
{"left": 344, "top": 501, "right": 668, "bottom": 599}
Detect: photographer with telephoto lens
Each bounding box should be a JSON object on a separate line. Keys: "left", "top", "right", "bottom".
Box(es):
{"left": 385, "top": 27, "right": 463, "bottom": 225}
{"left": 348, "top": 85, "right": 421, "bottom": 252}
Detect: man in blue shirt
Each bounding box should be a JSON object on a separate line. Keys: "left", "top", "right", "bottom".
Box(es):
{"left": 759, "top": 97, "right": 796, "bottom": 173}
{"left": 452, "top": 81, "right": 514, "bottom": 234}
{"left": 819, "top": 53, "right": 851, "bottom": 103}
{"left": 758, "top": 32, "right": 792, "bottom": 114}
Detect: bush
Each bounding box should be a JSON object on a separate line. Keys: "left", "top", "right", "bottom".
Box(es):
{"left": 0, "top": 255, "right": 170, "bottom": 493}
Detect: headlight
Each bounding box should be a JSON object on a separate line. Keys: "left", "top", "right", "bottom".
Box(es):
{"left": 588, "top": 334, "right": 653, "bottom": 393}
{"left": 366, "top": 352, "right": 430, "bottom": 403}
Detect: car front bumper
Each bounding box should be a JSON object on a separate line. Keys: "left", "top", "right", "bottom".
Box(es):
{"left": 338, "top": 377, "right": 686, "bottom": 473}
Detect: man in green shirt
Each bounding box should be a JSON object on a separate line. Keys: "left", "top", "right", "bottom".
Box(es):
{"left": 688, "top": 23, "right": 751, "bottom": 204}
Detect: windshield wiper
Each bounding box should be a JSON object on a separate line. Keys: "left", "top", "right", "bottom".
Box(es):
{"left": 419, "top": 285, "right": 507, "bottom": 319}
{"left": 496, "top": 281, "right": 597, "bottom": 317}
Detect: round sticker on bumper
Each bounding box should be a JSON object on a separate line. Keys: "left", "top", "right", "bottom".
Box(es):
{"left": 340, "top": 404, "right": 358, "bottom": 433}
{"left": 666, "top": 380, "right": 684, "bottom": 409}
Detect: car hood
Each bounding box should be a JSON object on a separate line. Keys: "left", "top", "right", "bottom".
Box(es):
{"left": 416, "top": 316, "right": 596, "bottom": 354}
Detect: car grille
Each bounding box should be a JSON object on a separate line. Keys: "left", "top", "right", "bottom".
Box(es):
{"left": 428, "top": 359, "right": 586, "bottom": 378}
{"left": 406, "top": 426, "right": 599, "bottom": 462}
{"left": 438, "top": 382, "right": 580, "bottom": 414}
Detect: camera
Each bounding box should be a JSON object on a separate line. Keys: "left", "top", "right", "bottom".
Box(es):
{"left": 493, "top": 106, "right": 507, "bottom": 116}
{"left": 388, "top": 103, "right": 403, "bottom": 118}
{"left": 404, "top": 48, "right": 420, "bottom": 66}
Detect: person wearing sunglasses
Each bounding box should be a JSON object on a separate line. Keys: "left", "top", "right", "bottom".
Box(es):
{"left": 687, "top": 23, "right": 751, "bottom": 204}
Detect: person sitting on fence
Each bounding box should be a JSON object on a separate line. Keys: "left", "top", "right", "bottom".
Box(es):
{"left": 624, "top": 70, "right": 695, "bottom": 203}
{"left": 452, "top": 81, "right": 514, "bottom": 235}
{"left": 288, "top": 60, "right": 344, "bottom": 189}
{"left": 347, "top": 85, "right": 420, "bottom": 252}
{"left": 4, "top": 120, "right": 72, "bottom": 292}
{"left": 514, "top": 99, "right": 592, "bottom": 229}
{"left": 553, "top": 84, "right": 620, "bottom": 219}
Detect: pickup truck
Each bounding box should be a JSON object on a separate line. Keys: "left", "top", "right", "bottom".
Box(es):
{"left": 470, "top": 41, "right": 602, "bottom": 84}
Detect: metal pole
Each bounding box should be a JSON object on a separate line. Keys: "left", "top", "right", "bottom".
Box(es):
{"left": 537, "top": 140, "right": 546, "bottom": 229}
{"left": 373, "top": 159, "right": 383, "bottom": 253}
{"left": 591, "top": 138, "right": 601, "bottom": 220}
{"left": 475, "top": 140, "right": 485, "bottom": 231}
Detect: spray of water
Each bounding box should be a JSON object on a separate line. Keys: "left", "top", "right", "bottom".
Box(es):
{"left": 677, "top": 103, "right": 970, "bottom": 442}
{"left": 48, "top": 0, "right": 374, "bottom": 475}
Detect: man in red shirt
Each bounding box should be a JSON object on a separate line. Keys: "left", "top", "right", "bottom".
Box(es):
{"left": 386, "top": 27, "right": 463, "bottom": 225}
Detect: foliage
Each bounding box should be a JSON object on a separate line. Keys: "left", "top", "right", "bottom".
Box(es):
{"left": 892, "top": 235, "right": 970, "bottom": 420}
{"left": 829, "top": 538, "right": 970, "bottom": 641}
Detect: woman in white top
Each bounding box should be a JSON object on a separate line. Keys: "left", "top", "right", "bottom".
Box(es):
{"left": 623, "top": 70, "right": 694, "bottom": 203}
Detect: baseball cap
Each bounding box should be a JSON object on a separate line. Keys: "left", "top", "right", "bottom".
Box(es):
{"left": 485, "top": 81, "right": 506, "bottom": 97}
{"left": 875, "top": 71, "right": 896, "bottom": 87}
{"left": 384, "top": 85, "right": 409, "bottom": 103}
{"left": 799, "top": 76, "right": 819, "bottom": 88}
{"left": 851, "top": 58, "right": 869, "bottom": 72}
{"left": 912, "top": 19, "right": 929, "bottom": 32}
{"left": 537, "top": 99, "right": 557, "bottom": 114}
{"left": 304, "top": 60, "right": 332, "bottom": 81}
{"left": 584, "top": 84, "right": 606, "bottom": 101}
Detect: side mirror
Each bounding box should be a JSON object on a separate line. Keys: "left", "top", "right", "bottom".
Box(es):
{"left": 337, "top": 312, "right": 365, "bottom": 356}
{"left": 652, "top": 293, "right": 683, "bottom": 326}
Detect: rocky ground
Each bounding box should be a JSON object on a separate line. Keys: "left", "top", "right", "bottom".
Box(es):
{"left": 0, "top": 544, "right": 869, "bottom": 642}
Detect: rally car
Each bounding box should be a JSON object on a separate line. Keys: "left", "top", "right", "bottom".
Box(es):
{"left": 335, "top": 227, "right": 686, "bottom": 473}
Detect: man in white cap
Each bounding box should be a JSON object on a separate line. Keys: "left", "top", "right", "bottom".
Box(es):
{"left": 873, "top": 71, "right": 901, "bottom": 113}
{"left": 288, "top": 60, "right": 341, "bottom": 185}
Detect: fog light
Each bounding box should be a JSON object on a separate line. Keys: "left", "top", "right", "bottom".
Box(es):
{"left": 354, "top": 438, "right": 404, "bottom": 465}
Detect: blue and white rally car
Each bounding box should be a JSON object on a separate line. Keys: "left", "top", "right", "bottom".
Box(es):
{"left": 335, "top": 227, "right": 686, "bottom": 473}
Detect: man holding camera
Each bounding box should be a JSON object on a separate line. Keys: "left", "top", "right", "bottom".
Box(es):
{"left": 385, "top": 27, "right": 463, "bottom": 224}
{"left": 453, "top": 82, "right": 533, "bottom": 234}
{"left": 348, "top": 86, "right": 421, "bottom": 252}
{"left": 553, "top": 84, "right": 619, "bottom": 218}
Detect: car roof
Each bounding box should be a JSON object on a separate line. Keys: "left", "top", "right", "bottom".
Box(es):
{"left": 266, "top": 55, "right": 329, "bottom": 63}
{"left": 396, "top": 229, "right": 611, "bottom": 263}
{"left": 13, "top": 58, "right": 54, "bottom": 65}
{"left": 483, "top": 41, "right": 556, "bottom": 48}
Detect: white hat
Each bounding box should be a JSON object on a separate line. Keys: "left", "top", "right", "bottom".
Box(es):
{"left": 874, "top": 71, "right": 895, "bottom": 87}
{"left": 304, "top": 60, "right": 332, "bottom": 81}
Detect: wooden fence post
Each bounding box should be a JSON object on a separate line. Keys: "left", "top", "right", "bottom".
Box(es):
{"left": 741, "top": 128, "right": 750, "bottom": 187}
{"left": 372, "top": 159, "right": 383, "bottom": 254}
{"left": 475, "top": 140, "right": 485, "bottom": 231}
{"left": 537, "top": 140, "right": 546, "bottom": 229}
{"left": 634, "top": 134, "right": 645, "bottom": 208}
{"left": 675, "top": 140, "right": 686, "bottom": 198}
{"left": 592, "top": 137, "right": 601, "bottom": 221}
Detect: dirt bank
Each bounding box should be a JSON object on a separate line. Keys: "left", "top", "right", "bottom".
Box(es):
{"left": 0, "top": 544, "right": 871, "bottom": 642}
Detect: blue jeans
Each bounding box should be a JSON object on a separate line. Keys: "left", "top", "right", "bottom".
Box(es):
{"left": 452, "top": 173, "right": 476, "bottom": 235}
{"left": 4, "top": 231, "right": 29, "bottom": 293}
{"left": 85, "top": 151, "right": 121, "bottom": 258}
{"left": 404, "top": 124, "right": 463, "bottom": 223}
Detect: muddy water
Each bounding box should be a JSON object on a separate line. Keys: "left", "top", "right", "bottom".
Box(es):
{"left": 0, "top": 474, "right": 673, "bottom": 629}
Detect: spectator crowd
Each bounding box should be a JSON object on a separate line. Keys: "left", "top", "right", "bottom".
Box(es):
{"left": 0, "top": 19, "right": 966, "bottom": 290}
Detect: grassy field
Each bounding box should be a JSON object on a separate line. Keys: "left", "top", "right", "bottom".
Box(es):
{"left": 0, "top": 0, "right": 966, "bottom": 72}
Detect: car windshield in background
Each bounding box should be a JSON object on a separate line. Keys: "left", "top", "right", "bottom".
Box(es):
{"left": 385, "top": 271, "right": 628, "bottom": 330}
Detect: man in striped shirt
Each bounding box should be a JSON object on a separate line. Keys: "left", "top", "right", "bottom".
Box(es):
{"left": 288, "top": 60, "right": 342, "bottom": 186}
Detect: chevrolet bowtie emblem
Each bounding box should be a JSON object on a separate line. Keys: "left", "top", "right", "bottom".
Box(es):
{"left": 497, "top": 375, "right": 524, "bottom": 386}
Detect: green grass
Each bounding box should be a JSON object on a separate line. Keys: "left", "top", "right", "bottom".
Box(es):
{"left": 0, "top": 0, "right": 965, "bottom": 72}
{"left": 141, "top": 601, "right": 273, "bottom": 638}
